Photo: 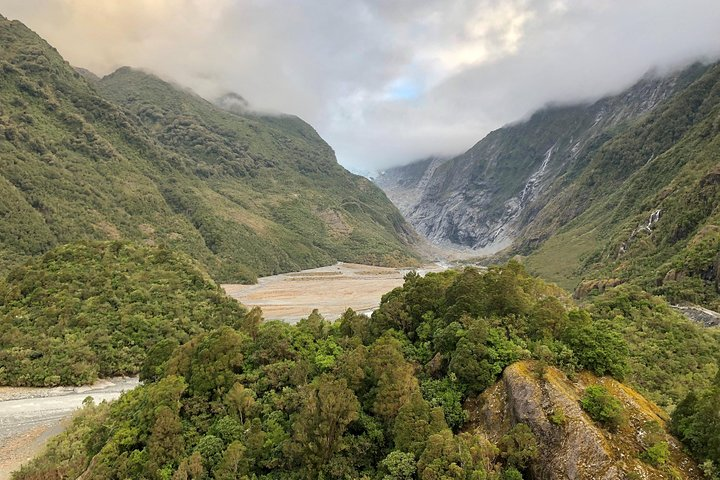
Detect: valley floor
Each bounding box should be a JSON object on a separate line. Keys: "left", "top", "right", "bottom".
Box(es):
{"left": 222, "top": 262, "right": 447, "bottom": 322}
{"left": 0, "top": 377, "right": 139, "bottom": 480}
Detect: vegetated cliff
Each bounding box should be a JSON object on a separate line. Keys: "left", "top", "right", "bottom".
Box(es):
{"left": 376, "top": 62, "right": 720, "bottom": 309}
{"left": 0, "top": 15, "right": 417, "bottom": 283}
{"left": 522, "top": 62, "right": 720, "bottom": 309}
{"left": 468, "top": 361, "right": 700, "bottom": 480}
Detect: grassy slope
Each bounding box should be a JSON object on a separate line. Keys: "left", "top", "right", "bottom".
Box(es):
{"left": 0, "top": 16, "right": 417, "bottom": 283}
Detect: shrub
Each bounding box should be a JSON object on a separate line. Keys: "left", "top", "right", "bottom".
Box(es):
{"left": 580, "top": 385, "right": 626, "bottom": 431}
{"left": 640, "top": 441, "right": 669, "bottom": 467}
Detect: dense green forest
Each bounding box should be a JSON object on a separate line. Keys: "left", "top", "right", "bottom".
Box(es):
{"left": 13, "top": 263, "right": 717, "bottom": 479}
{"left": 0, "top": 15, "right": 416, "bottom": 283}
{"left": 0, "top": 241, "right": 246, "bottom": 386}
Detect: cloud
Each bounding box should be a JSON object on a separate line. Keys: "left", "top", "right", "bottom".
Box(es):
{"left": 2, "top": 0, "right": 720, "bottom": 171}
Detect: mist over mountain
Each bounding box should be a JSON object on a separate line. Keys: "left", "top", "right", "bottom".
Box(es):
{"left": 377, "top": 61, "right": 720, "bottom": 311}
{"left": 2, "top": 0, "right": 720, "bottom": 170}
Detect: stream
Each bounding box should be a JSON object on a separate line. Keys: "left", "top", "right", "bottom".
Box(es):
{"left": 0, "top": 376, "right": 139, "bottom": 479}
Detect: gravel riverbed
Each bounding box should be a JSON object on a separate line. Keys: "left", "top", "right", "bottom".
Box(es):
{"left": 0, "top": 377, "right": 139, "bottom": 479}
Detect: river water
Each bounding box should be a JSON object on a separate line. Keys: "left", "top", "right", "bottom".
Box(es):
{"left": 0, "top": 377, "right": 139, "bottom": 479}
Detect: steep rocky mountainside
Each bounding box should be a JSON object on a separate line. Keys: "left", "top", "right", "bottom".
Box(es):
{"left": 377, "top": 62, "right": 720, "bottom": 308}
{"left": 0, "top": 16, "right": 417, "bottom": 283}
{"left": 375, "top": 156, "right": 450, "bottom": 220}
{"left": 469, "top": 362, "right": 700, "bottom": 479}
{"left": 377, "top": 66, "right": 703, "bottom": 251}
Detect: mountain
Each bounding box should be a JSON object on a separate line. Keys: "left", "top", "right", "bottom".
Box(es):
{"left": 0, "top": 15, "right": 417, "bottom": 283}
{"left": 376, "top": 62, "right": 720, "bottom": 308}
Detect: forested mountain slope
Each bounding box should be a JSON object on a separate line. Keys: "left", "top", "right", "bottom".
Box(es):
{"left": 0, "top": 15, "right": 417, "bottom": 283}
{"left": 522, "top": 63, "right": 720, "bottom": 310}
{"left": 376, "top": 65, "right": 704, "bottom": 250}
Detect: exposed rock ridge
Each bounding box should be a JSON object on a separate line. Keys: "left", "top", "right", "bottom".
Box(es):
{"left": 375, "top": 156, "right": 450, "bottom": 215}
{"left": 467, "top": 361, "right": 700, "bottom": 479}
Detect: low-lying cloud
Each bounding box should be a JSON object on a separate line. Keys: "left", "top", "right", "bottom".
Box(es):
{"left": 3, "top": 0, "right": 720, "bottom": 172}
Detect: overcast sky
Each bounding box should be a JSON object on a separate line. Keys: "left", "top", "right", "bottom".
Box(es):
{"left": 2, "top": 0, "right": 720, "bottom": 172}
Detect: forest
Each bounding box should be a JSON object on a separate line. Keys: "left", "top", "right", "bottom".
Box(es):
{"left": 12, "top": 261, "right": 719, "bottom": 479}
{"left": 0, "top": 241, "right": 246, "bottom": 386}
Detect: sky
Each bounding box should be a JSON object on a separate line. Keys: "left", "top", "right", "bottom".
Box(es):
{"left": 2, "top": 0, "right": 720, "bottom": 172}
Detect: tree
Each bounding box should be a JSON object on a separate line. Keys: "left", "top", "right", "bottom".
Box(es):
{"left": 561, "top": 312, "right": 628, "bottom": 379}
{"left": 498, "top": 423, "right": 538, "bottom": 470}
{"left": 195, "top": 435, "right": 225, "bottom": 472}
{"left": 380, "top": 451, "right": 417, "bottom": 480}
{"left": 448, "top": 321, "right": 522, "bottom": 394}
{"left": 290, "top": 374, "right": 360, "bottom": 476}
{"left": 670, "top": 372, "right": 720, "bottom": 469}
{"left": 421, "top": 376, "right": 468, "bottom": 430}
{"left": 213, "top": 441, "right": 250, "bottom": 480}
{"left": 148, "top": 406, "right": 185, "bottom": 471}
{"left": 224, "top": 383, "right": 256, "bottom": 423}
{"left": 369, "top": 336, "right": 420, "bottom": 421}
{"left": 334, "top": 345, "right": 368, "bottom": 394}
{"left": 393, "top": 391, "right": 447, "bottom": 456}
{"left": 140, "top": 338, "right": 179, "bottom": 383}
{"left": 240, "top": 306, "right": 263, "bottom": 340}
{"left": 187, "top": 451, "right": 204, "bottom": 479}
{"left": 416, "top": 429, "right": 490, "bottom": 479}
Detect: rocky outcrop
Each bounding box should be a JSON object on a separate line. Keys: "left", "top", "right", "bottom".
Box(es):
{"left": 466, "top": 362, "right": 701, "bottom": 479}
{"left": 671, "top": 304, "right": 720, "bottom": 327}
{"left": 573, "top": 278, "right": 625, "bottom": 299}
{"left": 375, "top": 156, "right": 450, "bottom": 219}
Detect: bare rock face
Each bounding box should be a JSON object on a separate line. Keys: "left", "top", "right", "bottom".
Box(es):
{"left": 573, "top": 278, "right": 625, "bottom": 299}
{"left": 466, "top": 362, "right": 701, "bottom": 480}
{"left": 671, "top": 304, "right": 720, "bottom": 327}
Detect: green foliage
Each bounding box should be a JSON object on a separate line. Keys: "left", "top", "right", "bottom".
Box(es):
{"left": 420, "top": 376, "right": 468, "bottom": 430}
{"left": 640, "top": 441, "right": 669, "bottom": 467}
{"left": 519, "top": 63, "right": 720, "bottom": 310}
{"left": 373, "top": 264, "right": 627, "bottom": 397}
{"left": 12, "top": 261, "right": 697, "bottom": 479}
{"left": 498, "top": 423, "right": 538, "bottom": 470}
{"left": 588, "top": 286, "right": 720, "bottom": 408}
{"left": 671, "top": 372, "right": 720, "bottom": 475}
{"left": 380, "top": 451, "right": 416, "bottom": 480}
{"left": 580, "top": 385, "right": 626, "bottom": 431}
{"left": 0, "top": 241, "right": 246, "bottom": 386}
{"left": 560, "top": 310, "right": 628, "bottom": 379}
{"left": 548, "top": 408, "right": 566, "bottom": 426}
{"left": 416, "top": 429, "right": 495, "bottom": 480}
{"left": 289, "top": 374, "right": 360, "bottom": 477}
{"left": 501, "top": 467, "right": 524, "bottom": 480}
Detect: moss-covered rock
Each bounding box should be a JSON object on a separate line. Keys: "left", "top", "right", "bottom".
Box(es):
{"left": 466, "top": 361, "right": 701, "bottom": 479}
